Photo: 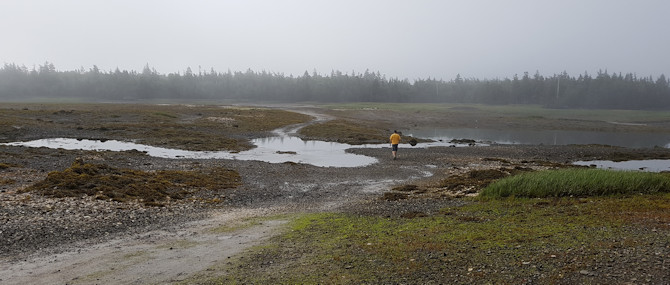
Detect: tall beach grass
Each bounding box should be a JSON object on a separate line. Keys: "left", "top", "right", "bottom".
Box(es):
{"left": 481, "top": 168, "right": 670, "bottom": 198}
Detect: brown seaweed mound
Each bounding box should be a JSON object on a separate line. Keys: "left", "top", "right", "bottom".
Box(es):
{"left": 23, "top": 158, "right": 241, "bottom": 206}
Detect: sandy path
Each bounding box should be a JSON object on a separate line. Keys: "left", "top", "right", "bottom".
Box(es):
{"left": 0, "top": 207, "right": 286, "bottom": 285}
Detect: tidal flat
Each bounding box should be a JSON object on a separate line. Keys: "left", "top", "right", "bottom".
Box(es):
{"left": 1, "top": 103, "right": 670, "bottom": 284}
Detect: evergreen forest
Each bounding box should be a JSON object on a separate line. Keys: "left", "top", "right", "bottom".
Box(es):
{"left": 1, "top": 63, "right": 669, "bottom": 110}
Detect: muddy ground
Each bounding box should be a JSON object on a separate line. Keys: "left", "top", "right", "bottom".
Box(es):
{"left": 1, "top": 104, "right": 670, "bottom": 284}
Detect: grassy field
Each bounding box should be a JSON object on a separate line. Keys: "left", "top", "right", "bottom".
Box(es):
{"left": 321, "top": 102, "right": 670, "bottom": 123}
{"left": 193, "top": 193, "right": 670, "bottom": 284}
{"left": 186, "top": 169, "right": 670, "bottom": 284}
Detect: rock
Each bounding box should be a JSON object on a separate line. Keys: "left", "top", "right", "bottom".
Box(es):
{"left": 579, "top": 270, "right": 596, "bottom": 276}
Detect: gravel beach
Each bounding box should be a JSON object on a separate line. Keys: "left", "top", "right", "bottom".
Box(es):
{"left": 3, "top": 142, "right": 667, "bottom": 260}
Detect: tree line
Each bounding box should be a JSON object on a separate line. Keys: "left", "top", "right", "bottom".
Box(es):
{"left": 1, "top": 62, "right": 668, "bottom": 110}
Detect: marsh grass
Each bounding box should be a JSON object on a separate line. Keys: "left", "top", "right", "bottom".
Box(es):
{"left": 481, "top": 168, "right": 670, "bottom": 198}
{"left": 299, "top": 119, "right": 389, "bottom": 144}
{"left": 0, "top": 103, "right": 312, "bottom": 151}
{"left": 201, "top": 193, "right": 670, "bottom": 284}
{"left": 298, "top": 118, "right": 428, "bottom": 145}
{"left": 321, "top": 102, "right": 670, "bottom": 123}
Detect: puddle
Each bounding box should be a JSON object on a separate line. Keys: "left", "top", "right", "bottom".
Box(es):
{"left": 2, "top": 137, "right": 378, "bottom": 168}
{"left": 573, "top": 159, "right": 670, "bottom": 172}
{"left": 245, "top": 136, "right": 379, "bottom": 167}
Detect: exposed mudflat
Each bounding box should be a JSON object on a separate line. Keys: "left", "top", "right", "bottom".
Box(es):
{"left": 2, "top": 104, "right": 670, "bottom": 284}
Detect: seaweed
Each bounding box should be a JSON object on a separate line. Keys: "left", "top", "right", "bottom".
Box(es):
{"left": 22, "top": 158, "right": 241, "bottom": 206}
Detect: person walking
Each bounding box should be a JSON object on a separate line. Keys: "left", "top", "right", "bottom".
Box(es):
{"left": 389, "top": 130, "right": 401, "bottom": 160}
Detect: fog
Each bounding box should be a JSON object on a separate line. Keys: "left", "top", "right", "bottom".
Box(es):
{"left": 1, "top": 0, "right": 669, "bottom": 80}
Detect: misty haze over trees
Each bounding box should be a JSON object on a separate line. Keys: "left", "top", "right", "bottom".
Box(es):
{"left": 1, "top": 62, "right": 669, "bottom": 110}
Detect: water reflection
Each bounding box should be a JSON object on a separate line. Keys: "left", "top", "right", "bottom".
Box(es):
{"left": 2, "top": 137, "right": 378, "bottom": 168}
{"left": 245, "top": 136, "right": 378, "bottom": 167}
{"left": 408, "top": 128, "right": 670, "bottom": 148}
{"left": 4, "top": 126, "right": 670, "bottom": 169}
{"left": 573, "top": 160, "right": 670, "bottom": 172}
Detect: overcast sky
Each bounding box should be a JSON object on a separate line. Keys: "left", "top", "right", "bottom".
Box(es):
{"left": 1, "top": 0, "right": 668, "bottom": 80}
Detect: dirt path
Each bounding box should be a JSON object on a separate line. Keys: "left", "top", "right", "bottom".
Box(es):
{"left": 0, "top": 207, "right": 288, "bottom": 285}
{"left": 0, "top": 170, "right": 406, "bottom": 285}
{"left": 0, "top": 107, "right": 407, "bottom": 284}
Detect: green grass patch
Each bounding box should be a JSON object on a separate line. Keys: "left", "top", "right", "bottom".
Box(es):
{"left": 197, "top": 194, "right": 670, "bottom": 284}
{"left": 481, "top": 168, "right": 670, "bottom": 198}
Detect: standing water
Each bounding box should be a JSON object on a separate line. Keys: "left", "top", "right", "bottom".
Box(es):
{"left": 407, "top": 128, "right": 670, "bottom": 148}
{"left": 573, "top": 159, "right": 670, "bottom": 172}
{"left": 2, "top": 137, "right": 379, "bottom": 168}
{"left": 4, "top": 126, "right": 670, "bottom": 169}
